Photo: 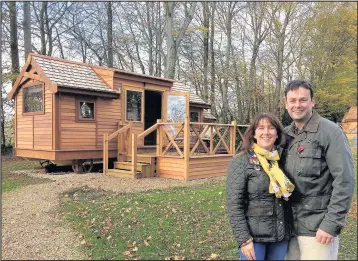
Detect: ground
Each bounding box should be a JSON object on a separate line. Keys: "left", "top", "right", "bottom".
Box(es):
{"left": 1, "top": 167, "right": 224, "bottom": 260}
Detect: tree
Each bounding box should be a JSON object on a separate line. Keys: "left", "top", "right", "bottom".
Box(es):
{"left": 107, "top": 2, "right": 113, "bottom": 67}
{"left": 9, "top": 1, "right": 20, "bottom": 77}
{"left": 164, "top": 2, "right": 197, "bottom": 79}
{"left": 23, "top": 1, "right": 32, "bottom": 59}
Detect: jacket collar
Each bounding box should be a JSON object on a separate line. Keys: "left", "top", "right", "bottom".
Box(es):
{"left": 287, "top": 110, "right": 320, "bottom": 137}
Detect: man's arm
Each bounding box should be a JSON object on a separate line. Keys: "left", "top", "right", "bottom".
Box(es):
{"left": 319, "top": 126, "right": 355, "bottom": 237}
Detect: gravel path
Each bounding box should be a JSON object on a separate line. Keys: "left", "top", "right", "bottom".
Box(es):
{"left": 2, "top": 169, "right": 225, "bottom": 260}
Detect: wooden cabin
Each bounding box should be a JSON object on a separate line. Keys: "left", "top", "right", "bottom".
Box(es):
{"left": 341, "top": 106, "right": 357, "bottom": 139}
{"left": 8, "top": 53, "right": 246, "bottom": 180}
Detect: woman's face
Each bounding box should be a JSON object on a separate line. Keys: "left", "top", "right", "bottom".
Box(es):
{"left": 254, "top": 118, "right": 278, "bottom": 151}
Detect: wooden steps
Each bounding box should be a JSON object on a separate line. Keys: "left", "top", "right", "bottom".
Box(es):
{"left": 106, "top": 154, "right": 157, "bottom": 179}
{"left": 106, "top": 169, "right": 140, "bottom": 178}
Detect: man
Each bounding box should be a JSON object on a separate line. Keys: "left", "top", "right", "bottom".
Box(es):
{"left": 282, "top": 80, "right": 355, "bottom": 260}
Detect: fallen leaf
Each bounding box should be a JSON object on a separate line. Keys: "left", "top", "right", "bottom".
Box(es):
{"left": 133, "top": 246, "right": 138, "bottom": 252}
{"left": 80, "top": 240, "right": 86, "bottom": 245}
{"left": 122, "top": 251, "right": 130, "bottom": 256}
{"left": 210, "top": 253, "right": 218, "bottom": 259}
{"left": 144, "top": 240, "right": 150, "bottom": 246}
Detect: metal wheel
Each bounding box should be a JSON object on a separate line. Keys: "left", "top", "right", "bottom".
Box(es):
{"left": 81, "top": 159, "right": 94, "bottom": 173}
{"left": 40, "top": 160, "right": 50, "bottom": 168}
{"left": 72, "top": 159, "right": 93, "bottom": 174}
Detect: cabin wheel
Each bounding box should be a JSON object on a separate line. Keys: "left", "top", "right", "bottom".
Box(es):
{"left": 72, "top": 159, "right": 94, "bottom": 174}
{"left": 40, "top": 160, "right": 50, "bottom": 168}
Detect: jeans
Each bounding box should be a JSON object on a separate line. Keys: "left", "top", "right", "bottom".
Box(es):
{"left": 239, "top": 240, "right": 289, "bottom": 260}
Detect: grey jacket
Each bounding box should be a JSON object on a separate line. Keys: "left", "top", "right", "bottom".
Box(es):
{"left": 282, "top": 111, "right": 355, "bottom": 237}
{"left": 226, "top": 152, "right": 292, "bottom": 246}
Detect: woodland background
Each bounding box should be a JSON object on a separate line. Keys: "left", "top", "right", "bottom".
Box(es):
{"left": 1, "top": 1, "right": 357, "bottom": 149}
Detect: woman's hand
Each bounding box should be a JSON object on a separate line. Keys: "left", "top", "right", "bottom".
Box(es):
{"left": 241, "top": 241, "right": 256, "bottom": 260}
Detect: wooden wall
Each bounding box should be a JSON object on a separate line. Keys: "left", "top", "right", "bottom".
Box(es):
{"left": 59, "top": 93, "right": 121, "bottom": 150}
{"left": 16, "top": 79, "right": 52, "bottom": 150}
{"left": 157, "top": 157, "right": 185, "bottom": 180}
{"left": 187, "top": 155, "right": 232, "bottom": 180}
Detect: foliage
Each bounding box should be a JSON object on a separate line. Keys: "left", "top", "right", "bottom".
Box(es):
{"left": 301, "top": 2, "right": 357, "bottom": 122}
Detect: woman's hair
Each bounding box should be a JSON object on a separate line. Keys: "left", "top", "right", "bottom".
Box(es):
{"left": 241, "top": 113, "right": 286, "bottom": 152}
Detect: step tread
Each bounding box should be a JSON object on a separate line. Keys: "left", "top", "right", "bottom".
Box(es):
{"left": 114, "top": 161, "right": 150, "bottom": 165}
{"left": 108, "top": 168, "right": 141, "bottom": 173}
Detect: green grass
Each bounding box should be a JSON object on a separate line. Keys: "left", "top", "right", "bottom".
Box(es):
{"left": 1, "top": 158, "right": 53, "bottom": 193}
{"left": 60, "top": 184, "right": 357, "bottom": 260}
{"left": 60, "top": 183, "right": 238, "bottom": 260}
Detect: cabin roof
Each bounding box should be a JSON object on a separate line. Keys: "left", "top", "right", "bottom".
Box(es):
{"left": 171, "top": 82, "right": 211, "bottom": 107}
{"left": 203, "top": 109, "right": 216, "bottom": 120}
{"left": 341, "top": 106, "right": 357, "bottom": 123}
{"left": 33, "top": 56, "right": 116, "bottom": 93}
{"left": 8, "top": 54, "right": 213, "bottom": 108}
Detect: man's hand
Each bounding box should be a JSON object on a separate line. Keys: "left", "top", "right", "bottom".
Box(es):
{"left": 316, "top": 228, "right": 334, "bottom": 244}
{"left": 241, "top": 241, "right": 256, "bottom": 260}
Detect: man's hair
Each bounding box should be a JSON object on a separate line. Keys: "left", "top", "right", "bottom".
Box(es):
{"left": 241, "top": 113, "right": 286, "bottom": 152}
{"left": 284, "top": 80, "right": 314, "bottom": 99}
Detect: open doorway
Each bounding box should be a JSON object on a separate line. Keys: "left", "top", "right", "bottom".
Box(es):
{"left": 144, "top": 90, "right": 162, "bottom": 145}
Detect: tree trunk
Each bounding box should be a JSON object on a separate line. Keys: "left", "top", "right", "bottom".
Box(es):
{"left": 10, "top": 2, "right": 20, "bottom": 77}
{"left": 164, "top": 2, "right": 175, "bottom": 78}
{"left": 209, "top": 2, "right": 217, "bottom": 118}
{"left": 164, "top": 2, "right": 197, "bottom": 79}
{"left": 202, "top": 2, "right": 210, "bottom": 102}
{"left": 23, "top": 1, "right": 32, "bottom": 59}
{"left": 40, "top": 2, "right": 46, "bottom": 55}
{"left": 107, "top": 2, "right": 113, "bottom": 67}
{"left": 146, "top": 2, "right": 154, "bottom": 75}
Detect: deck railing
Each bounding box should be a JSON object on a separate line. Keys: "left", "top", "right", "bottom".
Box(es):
{"left": 103, "top": 122, "right": 132, "bottom": 175}
{"left": 187, "top": 122, "right": 248, "bottom": 157}
{"left": 103, "top": 120, "right": 248, "bottom": 177}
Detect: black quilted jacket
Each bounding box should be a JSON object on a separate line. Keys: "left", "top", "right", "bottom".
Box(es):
{"left": 226, "top": 152, "right": 293, "bottom": 246}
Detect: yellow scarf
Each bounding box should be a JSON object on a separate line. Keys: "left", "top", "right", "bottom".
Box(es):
{"left": 252, "top": 143, "right": 295, "bottom": 200}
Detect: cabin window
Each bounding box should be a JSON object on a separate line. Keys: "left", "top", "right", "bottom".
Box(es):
{"left": 190, "top": 111, "right": 199, "bottom": 122}
{"left": 77, "top": 100, "right": 96, "bottom": 121}
{"left": 126, "top": 90, "right": 142, "bottom": 122}
{"left": 23, "top": 85, "right": 43, "bottom": 113}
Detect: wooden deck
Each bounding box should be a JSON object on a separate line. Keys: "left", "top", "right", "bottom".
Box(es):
{"left": 103, "top": 120, "right": 248, "bottom": 180}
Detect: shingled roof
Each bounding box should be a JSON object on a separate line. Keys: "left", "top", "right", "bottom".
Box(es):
{"left": 171, "top": 82, "right": 211, "bottom": 107}
{"left": 33, "top": 56, "right": 116, "bottom": 93}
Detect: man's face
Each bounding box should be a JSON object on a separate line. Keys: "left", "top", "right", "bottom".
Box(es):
{"left": 285, "top": 87, "right": 315, "bottom": 127}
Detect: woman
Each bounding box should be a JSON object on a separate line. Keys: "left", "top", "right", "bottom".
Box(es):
{"left": 226, "top": 113, "right": 294, "bottom": 260}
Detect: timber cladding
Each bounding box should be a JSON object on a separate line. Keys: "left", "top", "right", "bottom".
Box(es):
{"left": 187, "top": 155, "right": 232, "bottom": 180}
{"left": 16, "top": 79, "right": 52, "bottom": 150}
{"left": 157, "top": 157, "right": 186, "bottom": 180}
{"left": 59, "top": 93, "right": 121, "bottom": 150}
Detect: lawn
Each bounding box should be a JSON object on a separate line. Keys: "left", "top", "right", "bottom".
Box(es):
{"left": 1, "top": 157, "right": 53, "bottom": 193}
{"left": 59, "top": 140, "right": 357, "bottom": 260}
{"left": 60, "top": 182, "right": 357, "bottom": 260}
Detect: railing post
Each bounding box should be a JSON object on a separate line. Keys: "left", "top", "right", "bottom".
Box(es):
{"left": 210, "top": 124, "right": 214, "bottom": 154}
{"left": 156, "top": 119, "right": 162, "bottom": 156}
{"left": 231, "top": 121, "right": 237, "bottom": 154}
{"left": 184, "top": 119, "right": 190, "bottom": 181}
{"left": 132, "top": 133, "right": 137, "bottom": 178}
{"left": 103, "top": 133, "right": 108, "bottom": 175}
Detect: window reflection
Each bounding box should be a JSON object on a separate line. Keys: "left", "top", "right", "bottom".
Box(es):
{"left": 24, "top": 86, "right": 43, "bottom": 112}
{"left": 167, "top": 95, "right": 186, "bottom": 122}
{"left": 80, "top": 102, "right": 94, "bottom": 119}
{"left": 126, "top": 90, "right": 142, "bottom": 121}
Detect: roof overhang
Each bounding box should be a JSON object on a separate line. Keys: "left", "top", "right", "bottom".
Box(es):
{"left": 7, "top": 54, "right": 56, "bottom": 100}
{"left": 57, "top": 86, "right": 119, "bottom": 99}
{"left": 189, "top": 103, "right": 211, "bottom": 109}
